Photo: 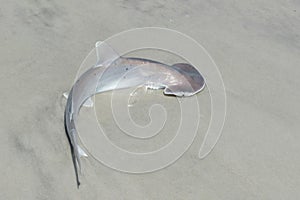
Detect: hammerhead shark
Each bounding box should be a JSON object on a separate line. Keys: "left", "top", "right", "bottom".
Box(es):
{"left": 64, "top": 42, "right": 205, "bottom": 187}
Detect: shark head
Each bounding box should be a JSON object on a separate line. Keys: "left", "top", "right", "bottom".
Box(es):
{"left": 163, "top": 63, "right": 205, "bottom": 97}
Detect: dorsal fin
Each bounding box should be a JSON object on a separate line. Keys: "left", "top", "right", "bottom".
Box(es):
{"left": 95, "top": 41, "right": 120, "bottom": 66}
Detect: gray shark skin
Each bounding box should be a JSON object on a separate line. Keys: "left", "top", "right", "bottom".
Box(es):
{"left": 64, "top": 56, "right": 205, "bottom": 187}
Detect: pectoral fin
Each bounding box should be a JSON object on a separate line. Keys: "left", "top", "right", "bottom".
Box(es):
{"left": 63, "top": 92, "right": 93, "bottom": 107}
{"left": 82, "top": 97, "right": 93, "bottom": 107}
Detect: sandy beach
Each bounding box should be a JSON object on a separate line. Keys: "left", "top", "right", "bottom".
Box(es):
{"left": 1, "top": 0, "right": 300, "bottom": 199}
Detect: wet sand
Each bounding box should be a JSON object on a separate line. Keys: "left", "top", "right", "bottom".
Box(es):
{"left": 1, "top": 0, "right": 300, "bottom": 199}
